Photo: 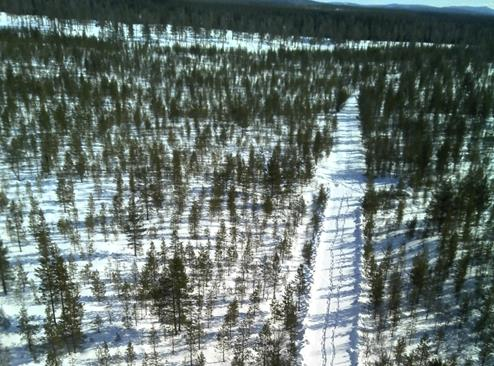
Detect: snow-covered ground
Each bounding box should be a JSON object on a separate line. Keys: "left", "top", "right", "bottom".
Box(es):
{"left": 301, "top": 96, "right": 366, "bottom": 366}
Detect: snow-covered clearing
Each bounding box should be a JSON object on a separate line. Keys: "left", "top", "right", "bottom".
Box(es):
{"left": 0, "top": 11, "right": 448, "bottom": 52}
{"left": 0, "top": 11, "right": 333, "bottom": 52}
{"left": 301, "top": 96, "right": 366, "bottom": 366}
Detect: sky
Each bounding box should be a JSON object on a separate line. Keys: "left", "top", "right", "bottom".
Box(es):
{"left": 321, "top": 0, "right": 494, "bottom": 8}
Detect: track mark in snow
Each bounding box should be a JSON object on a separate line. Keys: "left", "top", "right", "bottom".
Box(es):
{"left": 301, "top": 95, "right": 366, "bottom": 366}
{"left": 321, "top": 197, "right": 343, "bottom": 366}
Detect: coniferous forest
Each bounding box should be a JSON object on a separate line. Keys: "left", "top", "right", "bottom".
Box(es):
{"left": 0, "top": 1, "right": 493, "bottom": 366}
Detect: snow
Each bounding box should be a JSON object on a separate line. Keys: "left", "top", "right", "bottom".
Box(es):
{"left": 300, "top": 96, "right": 366, "bottom": 366}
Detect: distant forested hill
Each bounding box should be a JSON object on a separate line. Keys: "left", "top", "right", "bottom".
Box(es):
{"left": 1, "top": 0, "right": 494, "bottom": 48}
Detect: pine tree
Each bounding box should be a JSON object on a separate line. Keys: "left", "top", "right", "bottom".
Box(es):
{"left": 56, "top": 170, "right": 74, "bottom": 213}
{"left": 281, "top": 285, "right": 297, "bottom": 332}
{"left": 257, "top": 321, "right": 277, "bottom": 366}
{"left": 98, "top": 203, "right": 108, "bottom": 241}
{"left": 196, "top": 246, "right": 212, "bottom": 296}
{"left": 454, "top": 253, "right": 470, "bottom": 297}
{"left": 266, "top": 144, "right": 282, "bottom": 195}
{"left": 410, "top": 249, "right": 429, "bottom": 306}
{"left": 189, "top": 200, "right": 201, "bottom": 240}
{"left": 121, "top": 281, "right": 133, "bottom": 329}
{"left": 140, "top": 242, "right": 159, "bottom": 301}
{"left": 6, "top": 134, "right": 23, "bottom": 180}
{"left": 18, "top": 304, "right": 39, "bottom": 361}
{"left": 91, "top": 270, "right": 106, "bottom": 302}
{"left": 57, "top": 256, "right": 84, "bottom": 352}
{"left": 125, "top": 341, "right": 136, "bottom": 366}
{"left": 136, "top": 165, "right": 151, "bottom": 220}
{"left": 85, "top": 193, "right": 96, "bottom": 238}
{"left": 0, "top": 189, "right": 8, "bottom": 212}
{"left": 96, "top": 341, "right": 111, "bottom": 366}
{"left": 93, "top": 314, "right": 103, "bottom": 333}
{"left": 169, "top": 253, "right": 189, "bottom": 334}
{"left": 126, "top": 194, "right": 145, "bottom": 256}
{"left": 217, "top": 325, "right": 228, "bottom": 363}
{"left": 43, "top": 304, "right": 62, "bottom": 365}
{"left": 369, "top": 256, "right": 385, "bottom": 318}
{"left": 15, "top": 261, "right": 28, "bottom": 293}
{"left": 152, "top": 251, "right": 188, "bottom": 335}
{"left": 0, "top": 240, "right": 11, "bottom": 295}
{"left": 224, "top": 298, "right": 239, "bottom": 340}
{"left": 388, "top": 269, "right": 402, "bottom": 327}
{"left": 185, "top": 317, "right": 201, "bottom": 366}
{"left": 34, "top": 215, "right": 59, "bottom": 324}
{"left": 263, "top": 195, "right": 273, "bottom": 216}
{"left": 112, "top": 170, "right": 125, "bottom": 229}
{"left": 227, "top": 185, "right": 237, "bottom": 223}
{"left": 148, "top": 326, "right": 160, "bottom": 365}
{"left": 172, "top": 149, "right": 182, "bottom": 189}
{"left": 196, "top": 352, "right": 206, "bottom": 366}
{"left": 6, "top": 200, "right": 25, "bottom": 251}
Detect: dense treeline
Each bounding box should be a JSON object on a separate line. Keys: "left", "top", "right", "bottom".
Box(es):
{"left": 2, "top": 0, "right": 494, "bottom": 48}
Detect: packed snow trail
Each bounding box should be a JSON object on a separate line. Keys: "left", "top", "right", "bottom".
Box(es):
{"left": 301, "top": 95, "right": 365, "bottom": 366}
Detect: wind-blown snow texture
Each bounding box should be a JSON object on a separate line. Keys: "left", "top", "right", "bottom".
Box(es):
{"left": 301, "top": 96, "right": 366, "bottom": 366}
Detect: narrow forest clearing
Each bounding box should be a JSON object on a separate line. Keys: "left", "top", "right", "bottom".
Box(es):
{"left": 301, "top": 96, "right": 366, "bottom": 366}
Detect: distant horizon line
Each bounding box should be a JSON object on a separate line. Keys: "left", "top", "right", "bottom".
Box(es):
{"left": 319, "top": 1, "right": 494, "bottom": 10}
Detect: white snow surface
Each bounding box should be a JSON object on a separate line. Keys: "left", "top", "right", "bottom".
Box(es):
{"left": 300, "top": 96, "right": 365, "bottom": 366}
